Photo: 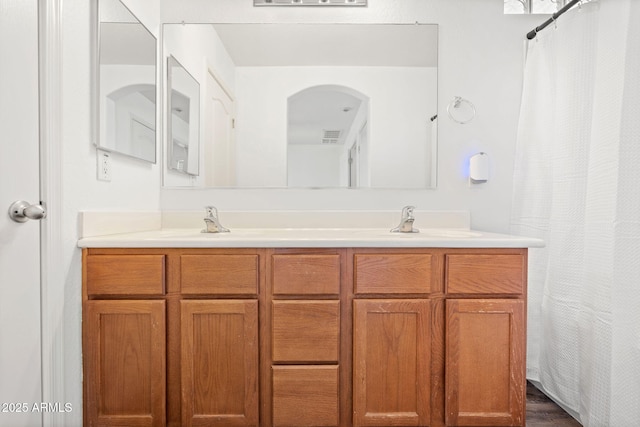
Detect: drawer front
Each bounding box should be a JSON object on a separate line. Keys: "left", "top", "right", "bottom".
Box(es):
{"left": 86, "top": 255, "right": 165, "bottom": 296}
{"left": 181, "top": 255, "right": 259, "bottom": 295}
{"left": 272, "top": 366, "right": 339, "bottom": 427}
{"left": 354, "top": 253, "right": 432, "bottom": 294}
{"left": 272, "top": 301, "right": 340, "bottom": 363}
{"left": 446, "top": 254, "right": 524, "bottom": 295}
{"left": 272, "top": 254, "right": 340, "bottom": 296}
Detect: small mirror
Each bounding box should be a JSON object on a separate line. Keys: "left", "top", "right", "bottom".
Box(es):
{"left": 167, "top": 55, "right": 200, "bottom": 175}
{"left": 94, "top": 0, "right": 157, "bottom": 163}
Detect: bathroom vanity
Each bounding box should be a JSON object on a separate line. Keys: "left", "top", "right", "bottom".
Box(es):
{"left": 80, "top": 226, "right": 539, "bottom": 427}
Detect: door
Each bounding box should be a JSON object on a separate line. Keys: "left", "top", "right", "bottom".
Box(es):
{"left": 181, "top": 300, "right": 259, "bottom": 427}
{"left": 353, "top": 299, "right": 431, "bottom": 426}
{"left": 205, "top": 69, "right": 235, "bottom": 187}
{"left": 0, "top": 1, "right": 42, "bottom": 427}
{"left": 84, "top": 300, "right": 166, "bottom": 427}
{"left": 445, "top": 299, "right": 525, "bottom": 426}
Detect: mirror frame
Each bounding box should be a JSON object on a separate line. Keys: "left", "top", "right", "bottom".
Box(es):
{"left": 91, "top": 0, "right": 158, "bottom": 164}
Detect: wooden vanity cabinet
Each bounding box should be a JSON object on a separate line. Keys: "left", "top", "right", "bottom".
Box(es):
{"left": 268, "top": 250, "right": 345, "bottom": 427}
{"left": 444, "top": 251, "right": 527, "bottom": 427}
{"left": 178, "top": 253, "right": 260, "bottom": 427}
{"left": 83, "top": 247, "right": 527, "bottom": 427}
{"left": 83, "top": 252, "right": 167, "bottom": 427}
{"left": 83, "top": 249, "right": 262, "bottom": 427}
{"left": 352, "top": 251, "right": 435, "bottom": 427}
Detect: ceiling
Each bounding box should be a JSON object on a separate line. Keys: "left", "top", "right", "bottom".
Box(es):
{"left": 212, "top": 23, "right": 438, "bottom": 67}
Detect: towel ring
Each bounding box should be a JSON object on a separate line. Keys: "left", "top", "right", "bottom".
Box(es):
{"left": 447, "top": 96, "right": 476, "bottom": 124}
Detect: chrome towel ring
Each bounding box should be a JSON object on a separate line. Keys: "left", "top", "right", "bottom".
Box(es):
{"left": 447, "top": 96, "right": 476, "bottom": 124}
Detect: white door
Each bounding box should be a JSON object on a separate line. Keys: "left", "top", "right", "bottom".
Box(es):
{"left": 0, "top": 1, "right": 43, "bottom": 426}
{"left": 204, "top": 69, "right": 235, "bottom": 187}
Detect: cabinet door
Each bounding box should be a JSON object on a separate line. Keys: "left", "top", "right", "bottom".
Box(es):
{"left": 445, "top": 299, "right": 525, "bottom": 426}
{"left": 181, "top": 300, "right": 259, "bottom": 427}
{"left": 84, "top": 300, "right": 166, "bottom": 427}
{"left": 353, "top": 299, "right": 431, "bottom": 426}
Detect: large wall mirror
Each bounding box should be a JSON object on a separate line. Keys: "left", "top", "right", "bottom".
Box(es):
{"left": 162, "top": 23, "right": 438, "bottom": 189}
{"left": 93, "top": 0, "right": 157, "bottom": 163}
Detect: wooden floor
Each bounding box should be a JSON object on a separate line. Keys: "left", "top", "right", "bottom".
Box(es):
{"left": 526, "top": 381, "right": 582, "bottom": 427}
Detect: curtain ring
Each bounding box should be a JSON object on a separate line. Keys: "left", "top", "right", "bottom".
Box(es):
{"left": 447, "top": 96, "right": 475, "bottom": 124}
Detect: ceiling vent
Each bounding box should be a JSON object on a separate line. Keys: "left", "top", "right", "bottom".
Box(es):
{"left": 254, "top": 0, "right": 367, "bottom": 6}
{"left": 322, "top": 130, "right": 342, "bottom": 144}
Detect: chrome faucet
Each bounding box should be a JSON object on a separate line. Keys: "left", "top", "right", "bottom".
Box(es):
{"left": 391, "top": 205, "right": 419, "bottom": 233}
{"left": 201, "top": 206, "right": 230, "bottom": 233}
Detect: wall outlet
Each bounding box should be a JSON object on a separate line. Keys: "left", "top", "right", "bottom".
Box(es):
{"left": 97, "top": 149, "right": 111, "bottom": 181}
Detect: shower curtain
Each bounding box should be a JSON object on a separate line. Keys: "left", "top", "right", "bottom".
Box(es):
{"left": 510, "top": 0, "right": 640, "bottom": 425}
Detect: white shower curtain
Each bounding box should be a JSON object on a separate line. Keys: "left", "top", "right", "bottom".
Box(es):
{"left": 511, "top": 0, "right": 640, "bottom": 425}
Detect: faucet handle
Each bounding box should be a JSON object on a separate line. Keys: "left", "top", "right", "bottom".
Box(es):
{"left": 402, "top": 205, "right": 416, "bottom": 218}
{"left": 205, "top": 206, "right": 218, "bottom": 218}
{"left": 202, "top": 206, "right": 230, "bottom": 233}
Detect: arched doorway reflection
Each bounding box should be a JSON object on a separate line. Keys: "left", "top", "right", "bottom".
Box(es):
{"left": 287, "top": 85, "right": 369, "bottom": 188}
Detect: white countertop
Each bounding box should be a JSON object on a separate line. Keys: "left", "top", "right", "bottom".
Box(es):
{"left": 77, "top": 227, "right": 544, "bottom": 249}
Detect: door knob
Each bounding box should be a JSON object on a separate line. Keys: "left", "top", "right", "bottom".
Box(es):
{"left": 8, "top": 200, "right": 47, "bottom": 223}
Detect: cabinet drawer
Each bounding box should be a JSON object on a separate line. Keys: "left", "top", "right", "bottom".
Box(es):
{"left": 181, "top": 255, "right": 258, "bottom": 295}
{"left": 272, "top": 301, "right": 340, "bottom": 363}
{"left": 354, "top": 253, "right": 432, "bottom": 294}
{"left": 86, "top": 255, "right": 165, "bottom": 296}
{"left": 272, "top": 254, "right": 340, "bottom": 296}
{"left": 445, "top": 254, "right": 524, "bottom": 295}
{"left": 272, "top": 366, "right": 339, "bottom": 427}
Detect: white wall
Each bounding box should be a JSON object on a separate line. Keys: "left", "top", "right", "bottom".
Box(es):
{"left": 160, "top": 0, "right": 540, "bottom": 233}
{"left": 288, "top": 144, "right": 344, "bottom": 187}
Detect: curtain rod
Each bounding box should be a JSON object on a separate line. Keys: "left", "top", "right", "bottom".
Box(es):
{"left": 526, "top": 0, "right": 581, "bottom": 40}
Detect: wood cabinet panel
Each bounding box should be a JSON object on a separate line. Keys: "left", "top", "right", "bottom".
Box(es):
{"left": 84, "top": 300, "right": 166, "bottom": 427}
{"left": 86, "top": 255, "right": 165, "bottom": 296}
{"left": 445, "top": 254, "right": 524, "bottom": 295}
{"left": 181, "top": 300, "right": 259, "bottom": 427}
{"left": 181, "top": 254, "right": 258, "bottom": 295}
{"left": 272, "top": 366, "right": 339, "bottom": 427}
{"left": 353, "top": 299, "right": 431, "bottom": 426}
{"left": 272, "top": 300, "right": 340, "bottom": 363}
{"left": 445, "top": 299, "right": 525, "bottom": 426}
{"left": 354, "top": 254, "right": 432, "bottom": 294}
{"left": 272, "top": 254, "right": 341, "bottom": 296}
